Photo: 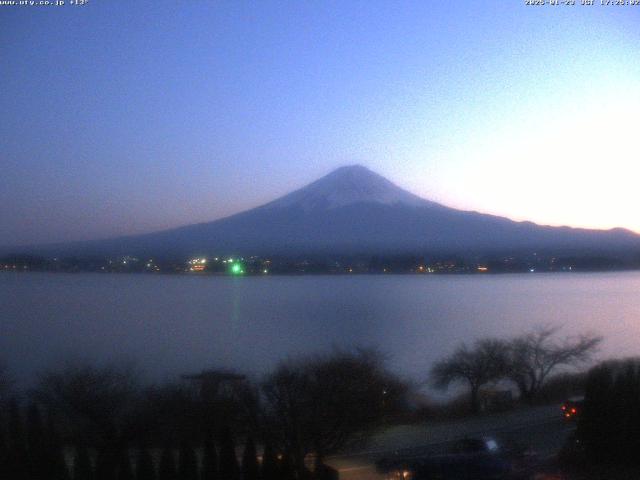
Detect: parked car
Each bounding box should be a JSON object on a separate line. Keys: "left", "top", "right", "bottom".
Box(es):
{"left": 561, "top": 396, "right": 584, "bottom": 421}
{"left": 377, "top": 437, "right": 512, "bottom": 480}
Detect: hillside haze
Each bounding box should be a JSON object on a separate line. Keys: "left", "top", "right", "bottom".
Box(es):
{"left": 13, "top": 165, "right": 640, "bottom": 258}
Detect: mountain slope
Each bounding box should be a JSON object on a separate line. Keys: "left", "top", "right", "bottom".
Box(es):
{"left": 11, "top": 165, "right": 640, "bottom": 257}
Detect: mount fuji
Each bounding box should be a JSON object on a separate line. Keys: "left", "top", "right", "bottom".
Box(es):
{"left": 13, "top": 165, "right": 640, "bottom": 257}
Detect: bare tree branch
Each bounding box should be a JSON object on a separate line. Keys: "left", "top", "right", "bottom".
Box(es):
{"left": 430, "top": 339, "right": 509, "bottom": 413}
{"left": 506, "top": 326, "right": 602, "bottom": 402}
{"left": 261, "top": 349, "right": 409, "bottom": 476}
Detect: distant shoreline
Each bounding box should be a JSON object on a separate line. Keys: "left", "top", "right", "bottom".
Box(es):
{"left": 3, "top": 267, "right": 639, "bottom": 277}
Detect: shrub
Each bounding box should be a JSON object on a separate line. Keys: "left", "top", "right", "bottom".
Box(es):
{"left": 577, "top": 358, "right": 640, "bottom": 465}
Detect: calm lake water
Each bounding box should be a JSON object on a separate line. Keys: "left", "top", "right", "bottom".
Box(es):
{"left": 1, "top": 272, "right": 639, "bottom": 386}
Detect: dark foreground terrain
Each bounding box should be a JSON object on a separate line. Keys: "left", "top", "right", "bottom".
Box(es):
{"left": 328, "top": 405, "right": 574, "bottom": 480}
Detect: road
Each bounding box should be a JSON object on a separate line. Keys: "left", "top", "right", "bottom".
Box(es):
{"left": 327, "top": 404, "right": 575, "bottom": 480}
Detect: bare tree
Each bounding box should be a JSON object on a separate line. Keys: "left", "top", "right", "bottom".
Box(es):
{"left": 0, "top": 361, "right": 12, "bottom": 404}
{"left": 430, "top": 339, "right": 509, "bottom": 413}
{"left": 33, "top": 361, "right": 141, "bottom": 447}
{"left": 262, "top": 349, "right": 408, "bottom": 477}
{"left": 506, "top": 327, "right": 602, "bottom": 402}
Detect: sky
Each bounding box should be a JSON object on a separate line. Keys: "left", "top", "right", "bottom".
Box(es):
{"left": 1, "top": 0, "right": 639, "bottom": 246}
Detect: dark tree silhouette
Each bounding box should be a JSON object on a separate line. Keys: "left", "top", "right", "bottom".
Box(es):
{"left": 0, "top": 362, "right": 11, "bottom": 404}
{"left": 27, "top": 403, "right": 49, "bottom": 478}
{"left": 52, "top": 446, "right": 71, "bottom": 480}
{"left": 6, "top": 400, "right": 29, "bottom": 480}
{"left": 137, "top": 383, "right": 203, "bottom": 446}
{"left": 74, "top": 445, "right": 94, "bottom": 480}
{"left": 158, "top": 446, "right": 177, "bottom": 480}
{"left": 277, "top": 452, "right": 295, "bottom": 480}
{"left": 577, "top": 358, "right": 640, "bottom": 465}
{"left": 430, "top": 339, "right": 509, "bottom": 413}
{"left": 34, "top": 363, "right": 140, "bottom": 448}
{"left": 262, "top": 349, "right": 407, "bottom": 477}
{"left": 136, "top": 447, "right": 156, "bottom": 480}
{"left": 115, "top": 448, "right": 134, "bottom": 480}
{"left": 178, "top": 440, "right": 198, "bottom": 480}
{"left": 0, "top": 410, "right": 7, "bottom": 479}
{"left": 26, "top": 404, "right": 44, "bottom": 448}
{"left": 218, "top": 427, "right": 240, "bottom": 480}
{"left": 202, "top": 437, "right": 219, "bottom": 480}
{"left": 260, "top": 444, "right": 278, "bottom": 480}
{"left": 46, "top": 408, "right": 71, "bottom": 480}
{"left": 95, "top": 447, "right": 118, "bottom": 480}
{"left": 507, "top": 327, "right": 602, "bottom": 402}
{"left": 241, "top": 436, "right": 259, "bottom": 480}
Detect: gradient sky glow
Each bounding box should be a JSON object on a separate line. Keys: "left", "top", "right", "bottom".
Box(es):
{"left": 1, "top": 0, "right": 639, "bottom": 246}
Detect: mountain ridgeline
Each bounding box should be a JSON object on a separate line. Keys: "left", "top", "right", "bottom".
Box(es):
{"left": 10, "top": 165, "right": 640, "bottom": 259}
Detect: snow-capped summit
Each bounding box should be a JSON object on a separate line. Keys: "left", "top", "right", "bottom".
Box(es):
{"left": 264, "top": 165, "right": 434, "bottom": 211}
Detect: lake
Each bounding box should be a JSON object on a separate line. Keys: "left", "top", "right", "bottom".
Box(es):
{"left": 1, "top": 271, "right": 639, "bottom": 387}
